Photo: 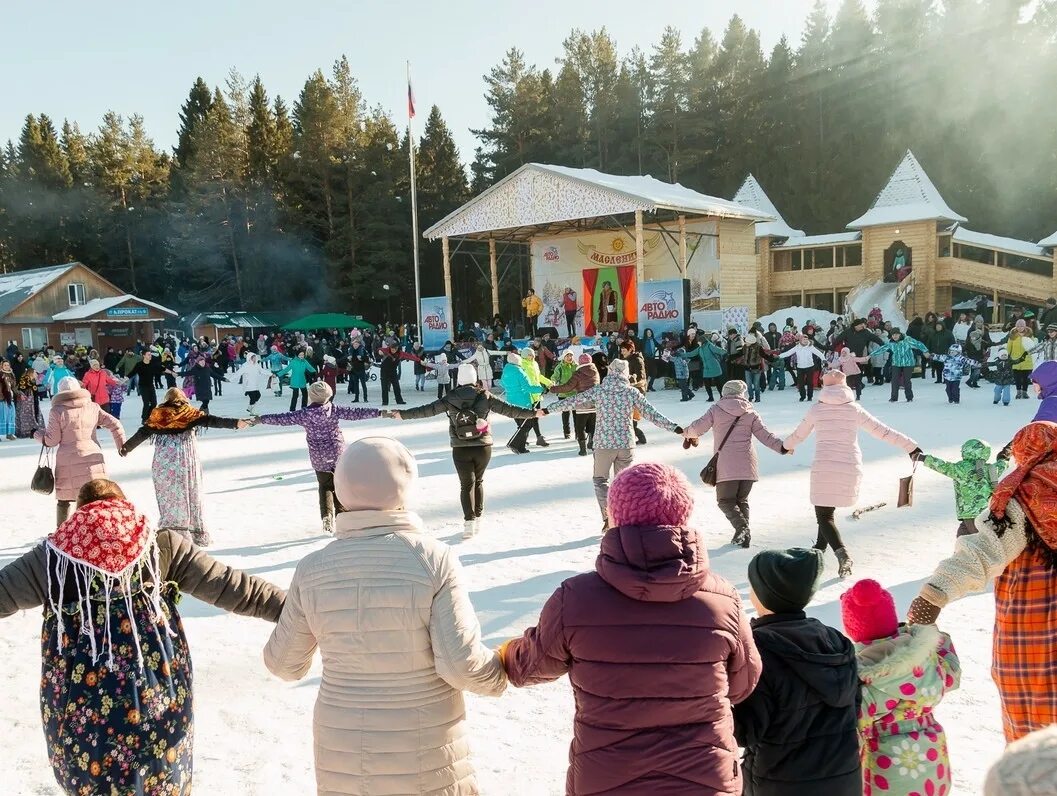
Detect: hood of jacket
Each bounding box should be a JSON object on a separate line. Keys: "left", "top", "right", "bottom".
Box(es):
{"left": 751, "top": 613, "right": 860, "bottom": 708}
{"left": 51, "top": 387, "right": 92, "bottom": 409}
{"left": 818, "top": 384, "right": 855, "bottom": 405}
{"left": 855, "top": 623, "right": 940, "bottom": 695}
{"left": 444, "top": 384, "right": 484, "bottom": 410}
{"left": 714, "top": 395, "right": 754, "bottom": 417}
{"left": 601, "top": 371, "right": 630, "bottom": 390}
{"left": 1032, "top": 360, "right": 1057, "bottom": 398}
{"left": 596, "top": 524, "right": 708, "bottom": 603}
{"left": 961, "top": 438, "right": 991, "bottom": 461}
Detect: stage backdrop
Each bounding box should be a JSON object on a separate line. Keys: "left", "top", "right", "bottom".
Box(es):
{"left": 530, "top": 221, "right": 719, "bottom": 336}
{"left": 420, "top": 295, "right": 452, "bottom": 350}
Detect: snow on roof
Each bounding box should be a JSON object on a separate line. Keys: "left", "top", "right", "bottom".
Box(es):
{"left": 1039, "top": 230, "right": 1057, "bottom": 248}
{"left": 951, "top": 227, "right": 1048, "bottom": 259}
{"left": 755, "top": 306, "right": 843, "bottom": 331}
{"left": 52, "top": 294, "right": 177, "bottom": 321}
{"left": 0, "top": 263, "right": 78, "bottom": 318}
{"left": 424, "top": 163, "right": 773, "bottom": 240}
{"left": 732, "top": 174, "right": 804, "bottom": 239}
{"left": 847, "top": 151, "right": 966, "bottom": 229}
{"left": 772, "top": 231, "right": 862, "bottom": 248}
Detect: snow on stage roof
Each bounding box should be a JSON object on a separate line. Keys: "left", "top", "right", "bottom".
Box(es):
{"left": 847, "top": 150, "right": 966, "bottom": 229}
{"left": 951, "top": 227, "right": 1048, "bottom": 259}
{"left": 424, "top": 163, "right": 774, "bottom": 241}
{"left": 1039, "top": 229, "right": 1057, "bottom": 248}
{"left": 771, "top": 231, "right": 862, "bottom": 248}
{"left": 731, "top": 174, "right": 805, "bottom": 239}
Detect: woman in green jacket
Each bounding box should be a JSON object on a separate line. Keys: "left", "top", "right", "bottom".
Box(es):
{"left": 277, "top": 350, "right": 317, "bottom": 411}
{"left": 680, "top": 333, "right": 726, "bottom": 401}
{"left": 550, "top": 350, "right": 577, "bottom": 438}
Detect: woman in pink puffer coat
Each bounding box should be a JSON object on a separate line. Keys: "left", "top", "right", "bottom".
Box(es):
{"left": 783, "top": 370, "right": 920, "bottom": 579}
{"left": 35, "top": 377, "right": 125, "bottom": 527}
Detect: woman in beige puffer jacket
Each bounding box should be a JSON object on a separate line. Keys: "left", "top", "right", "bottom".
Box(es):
{"left": 263, "top": 436, "right": 506, "bottom": 795}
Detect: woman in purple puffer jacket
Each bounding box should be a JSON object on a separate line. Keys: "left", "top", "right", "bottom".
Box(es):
{"left": 499, "top": 462, "right": 762, "bottom": 795}
{"left": 255, "top": 381, "right": 379, "bottom": 533}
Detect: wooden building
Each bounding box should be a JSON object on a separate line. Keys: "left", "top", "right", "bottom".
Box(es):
{"left": 0, "top": 262, "right": 177, "bottom": 352}
{"left": 738, "top": 151, "right": 1057, "bottom": 323}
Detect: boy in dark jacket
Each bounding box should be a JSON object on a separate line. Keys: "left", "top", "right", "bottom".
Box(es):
{"left": 734, "top": 547, "right": 861, "bottom": 796}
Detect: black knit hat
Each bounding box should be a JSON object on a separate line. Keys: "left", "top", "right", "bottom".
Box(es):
{"left": 748, "top": 547, "right": 824, "bottom": 613}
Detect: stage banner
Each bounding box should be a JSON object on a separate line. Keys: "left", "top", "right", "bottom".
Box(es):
{"left": 583, "top": 264, "right": 637, "bottom": 336}
{"left": 638, "top": 279, "right": 688, "bottom": 335}
{"left": 420, "top": 296, "right": 452, "bottom": 350}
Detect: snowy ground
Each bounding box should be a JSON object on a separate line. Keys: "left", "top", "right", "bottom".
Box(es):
{"left": 1, "top": 370, "right": 1032, "bottom": 794}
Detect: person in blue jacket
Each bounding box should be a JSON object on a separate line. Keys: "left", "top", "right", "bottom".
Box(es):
{"left": 499, "top": 352, "right": 543, "bottom": 454}
{"left": 276, "top": 350, "right": 317, "bottom": 411}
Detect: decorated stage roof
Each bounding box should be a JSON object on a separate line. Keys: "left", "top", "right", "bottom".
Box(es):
{"left": 423, "top": 163, "right": 773, "bottom": 242}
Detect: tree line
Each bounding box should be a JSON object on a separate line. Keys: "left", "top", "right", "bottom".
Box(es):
{"left": 1, "top": 1, "right": 1056, "bottom": 322}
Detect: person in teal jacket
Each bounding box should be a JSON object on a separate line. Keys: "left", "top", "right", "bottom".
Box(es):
{"left": 276, "top": 350, "right": 317, "bottom": 411}
{"left": 922, "top": 438, "right": 1010, "bottom": 537}
{"left": 679, "top": 335, "right": 726, "bottom": 401}
{"left": 46, "top": 357, "right": 74, "bottom": 397}
{"left": 870, "top": 328, "right": 929, "bottom": 402}
{"left": 520, "top": 347, "right": 553, "bottom": 447}
{"left": 500, "top": 352, "right": 543, "bottom": 454}
{"left": 265, "top": 347, "right": 289, "bottom": 397}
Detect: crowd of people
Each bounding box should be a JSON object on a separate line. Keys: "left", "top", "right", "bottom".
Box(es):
{"left": 4, "top": 298, "right": 1057, "bottom": 795}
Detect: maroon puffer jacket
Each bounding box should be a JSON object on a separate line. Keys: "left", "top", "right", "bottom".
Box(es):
{"left": 503, "top": 524, "right": 761, "bottom": 795}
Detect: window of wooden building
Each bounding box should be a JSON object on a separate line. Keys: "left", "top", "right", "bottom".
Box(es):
{"left": 953, "top": 243, "right": 994, "bottom": 265}
{"left": 843, "top": 245, "right": 862, "bottom": 267}
{"left": 21, "top": 327, "right": 47, "bottom": 349}
{"left": 998, "top": 251, "right": 1053, "bottom": 277}
{"left": 67, "top": 283, "right": 86, "bottom": 306}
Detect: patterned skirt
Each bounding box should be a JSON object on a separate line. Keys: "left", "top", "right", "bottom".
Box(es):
{"left": 992, "top": 547, "right": 1057, "bottom": 741}
{"left": 16, "top": 392, "right": 40, "bottom": 437}
{"left": 41, "top": 590, "right": 194, "bottom": 795}
{"left": 152, "top": 432, "right": 211, "bottom": 545}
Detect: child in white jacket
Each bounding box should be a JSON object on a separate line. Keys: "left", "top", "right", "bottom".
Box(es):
{"left": 780, "top": 336, "right": 827, "bottom": 402}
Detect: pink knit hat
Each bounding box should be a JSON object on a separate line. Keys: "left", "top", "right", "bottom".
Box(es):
{"left": 578, "top": 353, "right": 592, "bottom": 365}
{"left": 608, "top": 462, "right": 693, "bottom": 527}
{"left": 840, "top": 579, "right": 898, "bottom": 643}
{"left": 822, "top": 370, "right": 847, "bottom": 386}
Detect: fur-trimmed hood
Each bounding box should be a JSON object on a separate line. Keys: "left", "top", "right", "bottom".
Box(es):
{"left": 855, "top": 623, "right": 940, "bottom": 689}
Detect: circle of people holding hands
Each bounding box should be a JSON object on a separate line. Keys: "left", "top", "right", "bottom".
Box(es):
{"left": 5, "top": 297, "right": 1057, "bottom": 795}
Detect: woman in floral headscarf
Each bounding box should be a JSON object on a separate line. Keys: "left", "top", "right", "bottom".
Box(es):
{"left": 909, "top": 421, "right": 1057, "bottom": 742}
{"left": 0, "top": 479, "right": 284, "bottom": 796}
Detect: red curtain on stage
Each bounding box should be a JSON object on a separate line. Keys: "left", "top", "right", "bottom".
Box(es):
{"left": 616, "top": 265, "right": 637, "bottom": 327}
{"left": 582, "top": 268, "right": 599, "bottom": 336}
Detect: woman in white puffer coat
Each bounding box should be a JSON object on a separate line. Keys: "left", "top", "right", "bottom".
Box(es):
{"left": 232, "top": 352, "right": 273, "bottom": 414}
{"left": 263, "top": 436, "right": 506, "bottom": 795}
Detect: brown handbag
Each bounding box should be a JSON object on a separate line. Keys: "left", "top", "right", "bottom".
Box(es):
{"left": 700, "top": 415, "right": 741, "bottom": 487}
{"left": 897, "top": 461, "right": 918, "bottom": 508}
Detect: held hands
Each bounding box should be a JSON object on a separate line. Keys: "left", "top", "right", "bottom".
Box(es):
{"left": 682, "top": 437, "right": 699, "bottom": 450}
{"left": 909, "top": 447, "right": 925, "bottom": 462}
{"left": 780, "top": 445, "right": 792, "bottom": 455}
{"left": 236, "top": 420, "right": 251, "bottom": 430}
{"left": 907, "top": 596, "right": 941, "bottom": 625}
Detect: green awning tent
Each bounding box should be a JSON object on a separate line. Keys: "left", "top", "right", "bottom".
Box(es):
{"left": 282, "top": 312, "right": 375, "bottom": 331}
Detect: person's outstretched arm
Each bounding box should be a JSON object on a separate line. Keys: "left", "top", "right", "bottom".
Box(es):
{"left": 120, "top": 426, "right": 151, "bottom": 456}
{"left": 257, "top": 408, "right": 309, "bottom": 427}
{"left": 783, "top": 412, "right": 816, "bottom": 452}
{"left": 160, "top": 529, "right": 285, "bottom": 620}
{"left": 923, "top": 454, "right": 957, "bottom": 478}
{"left": 428, "top": 547, "right": 506, "bottom": 696}
{"left": 396, "top": 398, "right": 447, "bottom": 420}
{"left": 333, "top": 405, "right": 381, "bottom": 422}
{"left": 0, "top": 544, "right": 47, "bottom": 617}
{"left": 856, "top": 408, "right": 918, "bottom": 454}
{"left": 96, "top": 407, "right": 127, "bottom": 449}
{"left": 631, "top": 391, "right": 680, "bottom": 433}
{"left": 263, "top": 569, "right": 317, "bottom": 681}
{"left": 486, "top": 397, "right": 539, "bottom": 421}
{"left": 501, "top": 584, "right": 571, "bottom": 687}
{"left": 750, "top": 415, "right": 785, "bottom": 454}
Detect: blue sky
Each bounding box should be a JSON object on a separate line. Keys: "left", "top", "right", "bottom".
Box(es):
{"left": 3, "top": 0, "right": 853, "bottom": 163}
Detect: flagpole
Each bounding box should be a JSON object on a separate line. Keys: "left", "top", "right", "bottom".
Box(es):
{"left": 407, "top": 60, "right": 423, "bottom": 344}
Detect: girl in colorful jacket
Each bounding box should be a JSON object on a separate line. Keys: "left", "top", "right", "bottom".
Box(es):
{"left": 922, "top": 438, "right": 1009, "bottom": 537}
{"left": 843, "top": 579, "right": 960, "bottom": 796}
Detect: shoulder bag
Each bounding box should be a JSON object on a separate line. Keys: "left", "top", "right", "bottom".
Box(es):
{"left": 700, "top": 415, "right": 741, "bottom": 487}
{"left": 31, "top": 442, "right": 54, "bottom": 495}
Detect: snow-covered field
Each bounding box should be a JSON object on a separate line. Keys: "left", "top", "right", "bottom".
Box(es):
{"left": 1, "top": 371, "right": 1031, "bottom": 794}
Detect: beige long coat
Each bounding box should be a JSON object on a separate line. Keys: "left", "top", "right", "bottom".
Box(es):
{"left": 264, "top": 510, "right": 506, "bottom": 796}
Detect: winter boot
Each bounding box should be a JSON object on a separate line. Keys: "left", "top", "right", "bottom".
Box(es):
{"left": 731, "top": 527, "right": 750, "bottom": 548}
{"left": 535, "top": 436, "right": 550, "bottom": 447}
{"left": 322, "top": 515, "right": 334, "bottom": 534}
{"left": 835, "top": 548, "right": 853, "bottom": 579}
{"left": 578, "top": 439, "right": 588, "bottom": 456}
{"left": 462, "top": 519, "right": 477, "bottom": 539}
{"left": 634, "top": 426, "right": 647, "bottom": 445}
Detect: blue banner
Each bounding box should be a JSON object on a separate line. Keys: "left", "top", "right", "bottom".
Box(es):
{"left": 637, "top": 279, "right": 687, "bottom": 335}
{"left": 107, "top": 306, "right": 149, "bottom": 318}
{"left": 420, "top": 295, "right": 452, "bottom": 350}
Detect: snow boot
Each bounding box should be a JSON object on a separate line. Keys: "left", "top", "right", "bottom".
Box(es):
{"left": 535, "top": 436, "right": 550, "bottom": 447}
{"left": 835, "top": 548, "right": 853, "bottom": 579}
{"left": 578, "top": 439, "right": 587, "bottom": 456}
{"left": 462, "top": 519, "right": 476, "bottom": 540}
{"left": 731, "top": 527, "right": 751, "bottom": 548}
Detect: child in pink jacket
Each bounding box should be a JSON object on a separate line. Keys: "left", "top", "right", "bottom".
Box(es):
{"left": 836, "top": 349, "right": 870, "bottom": 400}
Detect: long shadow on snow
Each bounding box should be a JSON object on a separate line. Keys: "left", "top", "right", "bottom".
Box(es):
{"left": 472, "top": 570, "right": 579, "bottom": 643}
{"left": 459, "top": 536, "right": 599, "bottom": 567}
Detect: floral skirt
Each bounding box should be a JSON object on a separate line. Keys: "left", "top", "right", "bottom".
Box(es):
{"left": 16, "top": 392, "right": 40, "bottom": 437}
{"left": 153, "top": 433, "right": 211, "bottom": 545}
{"left": 41, "top": 590, "right": 193, "bottom": 795}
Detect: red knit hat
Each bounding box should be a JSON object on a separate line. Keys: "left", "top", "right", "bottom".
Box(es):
{"left": 608, "top": 462, "right": 693, "bottom": 527}
{"left": 840, "top": 579, "right": 898, "bottom": 643}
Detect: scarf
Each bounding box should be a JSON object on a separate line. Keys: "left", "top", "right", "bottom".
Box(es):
{"left": 147, "top": 402, "right": 205, "bottom": 431}
{"left": 990, "top": 422, "right": 1057, "bottom": 554}
{"left": 46, "top": 499, "right": 171, "bottom": 668}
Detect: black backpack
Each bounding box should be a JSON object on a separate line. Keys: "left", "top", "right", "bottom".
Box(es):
{"left": 451, "top": 406, "right": 485, "bottom": 440}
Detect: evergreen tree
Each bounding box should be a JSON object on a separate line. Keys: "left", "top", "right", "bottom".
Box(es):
{"left": 647, "top": 27, "right": 689, "bottom": 182}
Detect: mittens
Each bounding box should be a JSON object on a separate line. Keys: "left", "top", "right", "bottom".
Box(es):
{"left": 907, "top": 596, "right": 941, "bottom": 625}
{"left": 682, "top": 437, "right": 698, "bottom": 450}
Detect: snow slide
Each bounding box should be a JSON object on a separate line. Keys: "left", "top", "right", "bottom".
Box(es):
{"left": 848, "top": 280, "right": 908, "bottom": 330}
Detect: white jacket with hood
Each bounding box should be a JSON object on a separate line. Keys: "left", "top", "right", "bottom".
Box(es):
{"left": 264, "top": 509, "right": 505, "bottom": 795}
